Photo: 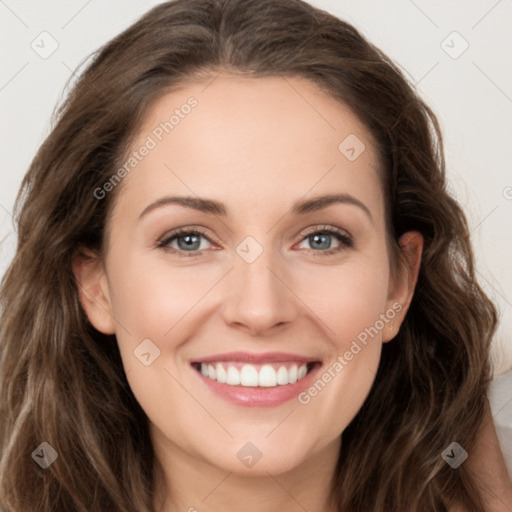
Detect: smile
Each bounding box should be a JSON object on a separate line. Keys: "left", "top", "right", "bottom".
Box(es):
{"left": 194, "top": 361, "right": 311, "bottom": 387}
{"left": 190, "top": 352, "right": 322, "bottom": 407}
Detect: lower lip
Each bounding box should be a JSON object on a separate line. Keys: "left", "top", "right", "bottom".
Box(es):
{"left": 192, "top": 364, "right": 321, "bottom": 407}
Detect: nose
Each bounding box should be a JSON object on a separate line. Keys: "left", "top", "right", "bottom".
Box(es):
{"left": 220, "top": 247, "right": 298, "bottom": 336}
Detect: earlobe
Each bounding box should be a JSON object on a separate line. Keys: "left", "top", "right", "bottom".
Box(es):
{"left": 383, "top": 231, "right": 424, "bottom": 342}
{"left": 71, "top": 249, "right": 116, "bottom": 335}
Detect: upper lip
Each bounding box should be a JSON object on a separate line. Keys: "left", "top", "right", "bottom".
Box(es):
{"left": 190, "top": 351, "right": 320, "bottom": 364}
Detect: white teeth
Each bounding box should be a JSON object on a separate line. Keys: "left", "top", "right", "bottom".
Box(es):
{"left": 226, "top": 366, "right": 241, "bottom": 385}
{"left": 259, "top": 365, "right": 277, "bottom": 387}
{"left": 240, "top": 365, "right": 259, "bottom": 386}
{"left": 288, "top": 365, "right": 298, "bottom": 384}
{"left": 216, "top": 363, "right": 227, "bottom": 383}
{"left": 276, "top": 366, "right": 289, "bottom": 385}
{"left": 197, "top": 362, "right": 310, "bottom": 387}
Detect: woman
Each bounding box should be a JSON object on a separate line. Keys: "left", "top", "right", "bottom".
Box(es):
{"left": 0, "top": 0, "right": 511, "bottom": 510}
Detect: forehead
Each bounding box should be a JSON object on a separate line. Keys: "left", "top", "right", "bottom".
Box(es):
{"left": 112, "top": 75, "right": 384, "bottom": 226}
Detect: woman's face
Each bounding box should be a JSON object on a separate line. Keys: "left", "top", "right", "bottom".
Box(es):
{"left": 77, "top": 75, "right": 417, "bottom": 476}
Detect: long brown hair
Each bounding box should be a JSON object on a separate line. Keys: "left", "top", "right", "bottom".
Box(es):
{"left": 0, "top": 0, "right": 497, "bottom": 510}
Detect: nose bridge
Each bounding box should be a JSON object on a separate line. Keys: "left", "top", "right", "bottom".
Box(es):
{"left": 221, "top": 235, "right": 296, "bottom": 333}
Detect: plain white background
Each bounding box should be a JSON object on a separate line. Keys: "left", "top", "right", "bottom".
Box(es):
{"left": 0, "top": 0, "right": 511, "bottom": 374}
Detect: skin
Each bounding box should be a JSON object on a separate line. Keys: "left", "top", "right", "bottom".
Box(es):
{"left": 76, "top": 73, "right": 510, "bottom": 511}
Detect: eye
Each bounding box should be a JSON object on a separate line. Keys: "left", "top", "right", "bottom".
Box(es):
{"left": 296, "top": 226, "right": 353, "bottom": 256}
{"left": 157, "top": 225, "right": 353, "bottom": 258}
{"left": 157, "top": 228, "right": 215, "bottom": 257}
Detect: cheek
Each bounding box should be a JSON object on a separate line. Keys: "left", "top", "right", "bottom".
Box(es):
{"left": 292, "top": 257, "right": 389, "bottom": 429}
{"left": 295, "top": 255, "right": 391, "bottom": 345}
{"left": 108, "top": 251, "right": 224, "bottom": 340}
{"left": 105, "top": 254, "right": 216, "bottom": 445}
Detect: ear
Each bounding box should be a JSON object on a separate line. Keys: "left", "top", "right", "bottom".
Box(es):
{"left": 72, "top": 249, "right": 116, "bottom": 335}
{"left": 382, "top": 231, "right": 423, "bottom": 342}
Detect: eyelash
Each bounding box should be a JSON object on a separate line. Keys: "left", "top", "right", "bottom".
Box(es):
{"left": 157, "top": 225, "right": 353, "bottom": 258}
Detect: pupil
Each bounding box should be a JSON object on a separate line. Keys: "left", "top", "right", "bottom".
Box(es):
{"left": 179, "top": 234, "right": 200, "bottom": 251}
{"left": 311, "top": 233, "right": 330, "bottom": 250}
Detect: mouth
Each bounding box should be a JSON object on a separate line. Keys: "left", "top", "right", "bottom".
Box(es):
{"left": 191, "top": 361, "right": 317, "bottom": 387}
{"left": 190, "top": 352, "right": 322, "bottom": 407}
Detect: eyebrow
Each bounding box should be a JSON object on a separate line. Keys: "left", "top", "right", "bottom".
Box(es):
{"left": 138, "top": 193, "right": 373, "bottom": 222}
